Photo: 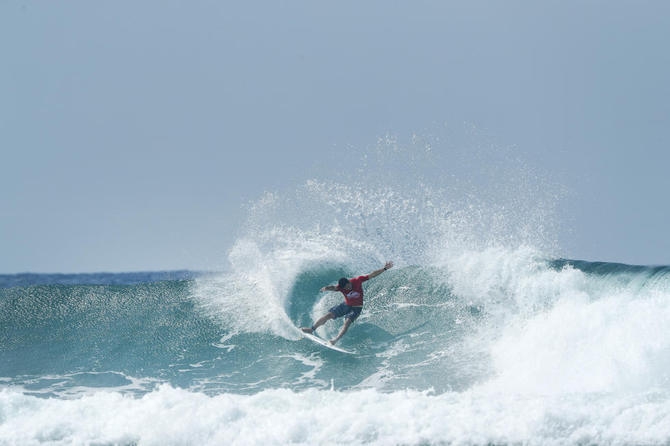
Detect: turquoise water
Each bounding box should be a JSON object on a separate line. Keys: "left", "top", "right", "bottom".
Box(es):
{"left": 0, "top": 264, "right": 481, "bottom": 395}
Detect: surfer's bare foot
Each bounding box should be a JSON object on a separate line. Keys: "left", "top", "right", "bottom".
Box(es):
{"left": 301, "top": 327, "right": 313, "bottom": 334}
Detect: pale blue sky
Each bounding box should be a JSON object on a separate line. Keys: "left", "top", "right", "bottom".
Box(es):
{"left": 2, "top": 1, "right": 669, "bottom": 272}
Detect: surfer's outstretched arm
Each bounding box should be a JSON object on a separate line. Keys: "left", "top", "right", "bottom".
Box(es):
{"left": 368, "top": 261, "right": 394, "bottom": 279}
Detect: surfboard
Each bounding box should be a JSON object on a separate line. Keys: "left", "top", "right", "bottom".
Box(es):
{"left": 301, "top": 331, "right": 355, "bottom": 354}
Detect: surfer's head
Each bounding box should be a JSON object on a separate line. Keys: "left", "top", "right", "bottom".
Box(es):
{"left": 338, "top": 278, "right": 351, "bottom": 290}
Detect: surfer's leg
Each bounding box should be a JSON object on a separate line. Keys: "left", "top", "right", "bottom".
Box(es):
{"left": 301, "top": 312, "right": 335, "bottom": 333}
{"left": 330, "top": 318, "right": 352, "bottom": 345}
{"left": 329, "top": 307, "right": 360, "bottom": 344}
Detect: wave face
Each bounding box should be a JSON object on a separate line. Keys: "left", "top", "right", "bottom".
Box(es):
{"left": 2, "top": 144, "right": 670, "bottom": 444}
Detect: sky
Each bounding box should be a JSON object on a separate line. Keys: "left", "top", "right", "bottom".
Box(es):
{"left": 2, "top": 0, "right": 669, "bottom": 273}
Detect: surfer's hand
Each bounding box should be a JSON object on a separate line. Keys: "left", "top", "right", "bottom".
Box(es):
{"left": 369, "top": 261, "right": 394, "bottom": 279}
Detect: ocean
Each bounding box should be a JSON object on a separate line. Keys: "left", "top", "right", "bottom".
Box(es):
{"left": 2, "top": 175, "right": 670, "bottom": 445}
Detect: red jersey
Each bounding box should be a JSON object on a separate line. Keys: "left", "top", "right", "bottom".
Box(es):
{"left": 337, "top": 275, "right": 369, "bottom": 307}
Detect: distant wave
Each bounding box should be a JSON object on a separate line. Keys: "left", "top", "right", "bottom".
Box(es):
{"left": 0, "top": 270, "right": 204, "bottom": 288}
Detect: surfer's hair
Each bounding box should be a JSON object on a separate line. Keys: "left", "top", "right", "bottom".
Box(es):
{"left": 338, "top": 278, "right": 350, "bottom": 288}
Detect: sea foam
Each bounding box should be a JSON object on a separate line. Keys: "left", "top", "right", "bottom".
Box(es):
{"left": 2, "top": 385, "right": 669, "bottom": 446}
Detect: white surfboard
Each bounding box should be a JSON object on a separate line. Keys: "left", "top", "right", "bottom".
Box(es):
{"left": 301, "top": 331, "right": 355, "bottom": 354}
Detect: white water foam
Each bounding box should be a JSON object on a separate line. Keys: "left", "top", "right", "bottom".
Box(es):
{"left": 1, "top": 385, "right": 669, "bottom": 445}
{"left": 440, "top": 245, "right": 670, "bottom": 402}
{"left": 488, "top": 292, "right": 670, "bottom": 395}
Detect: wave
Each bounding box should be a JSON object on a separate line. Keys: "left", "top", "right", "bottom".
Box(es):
{"left": 0, "top": 270, "right": 201, "bottom": 288}
{"left": 0, "top": 279, "right": 222, "bottom": 387}
{"left": 3, "top": 257, "right": 670, "bottom": 444}
{"left": 6, "top": 251, "right": 670, "bottom": 397}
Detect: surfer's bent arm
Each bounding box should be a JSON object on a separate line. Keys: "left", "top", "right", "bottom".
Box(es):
{"left": 320, "top": 285, "right": 338, "bottom": 292}
{"left": 368, "top": 261, "right": 394, "bottom": 279}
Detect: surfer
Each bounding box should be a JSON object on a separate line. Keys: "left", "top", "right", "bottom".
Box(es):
{"left": 301, "top": 261, "right": 394, "bottom": 345}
